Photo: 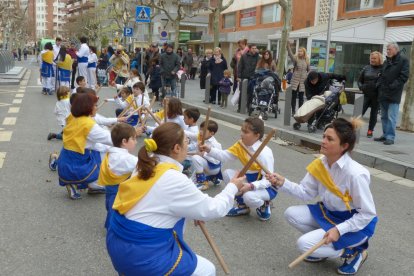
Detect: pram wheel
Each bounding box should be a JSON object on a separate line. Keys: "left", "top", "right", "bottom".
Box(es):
{"left": 308, "top": 125, "right": 316, "bottom": 133}
{"left": 262, "top": 113, "right": 268, "bottom": 120}
{"left": 293, "top": 122, "right": 301, "bottom": 130}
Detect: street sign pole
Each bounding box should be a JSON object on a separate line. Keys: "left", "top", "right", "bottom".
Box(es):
{"left": 325, "top": 0, "right": 334, "bottom": 73}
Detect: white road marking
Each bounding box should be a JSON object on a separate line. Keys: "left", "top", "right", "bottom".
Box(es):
{"left": 3, "top": 117, "right": 16, "bottom": 125}
{"left": 0, "top": 152, "right": 6, "bottom": 168}
{"left": 26, "top": 86, "right": 42, "bottom": 88}
{"left": 18, "top": 89, "right": 25, "bottom": 93}
{"left": 8, "top": 107, "right": 20, "bottom": 113}
{"left": 12, "top": 99, "right": 22, "bottom": 104}
{"left": 0, "top": 103, "right": 12, "bottom": 107}
{"left": 0, "top": 131, "right": 12, "bottom": 141}
{"left": 15, "top": 94, "right": 24, "bottom": 98}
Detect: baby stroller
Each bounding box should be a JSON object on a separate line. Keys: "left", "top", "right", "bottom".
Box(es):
{"left": 293, "top": 80, "right": 344, "bottom": 133}
{"left": 248, "top": 69, "right": 281, "bottom": 120}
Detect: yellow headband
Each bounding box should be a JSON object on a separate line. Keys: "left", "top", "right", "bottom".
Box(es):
{"left": 144, "top": 138, "right": 157, "bottom": 153}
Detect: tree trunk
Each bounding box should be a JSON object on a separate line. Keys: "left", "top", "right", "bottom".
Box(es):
{"left": 277, "top": 0, "right": 292, "bottom": 78}
{"left": 174, "top": 21, "right": 180, "bottom": 51}
{"left": 213, "top": 8, "right": 220, "bottom": 48}
{"left": 400, "top": 38, "right": 414, "bottom": 131}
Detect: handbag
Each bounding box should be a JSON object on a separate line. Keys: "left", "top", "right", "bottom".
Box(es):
{"left": 231, "top": 87, "right": 240, "bottom": 106}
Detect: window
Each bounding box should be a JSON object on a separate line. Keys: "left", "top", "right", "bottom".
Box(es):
{"left": 223, "top": 13, "right": 235, "bottom": 29}
{"left": 346, "top": 0, "right": 383, "bottom": 12}
{"left": 398, "top": 0, "right": 414, "bottom": 4}
{"left": 240, "top": 7, "right": 256, "bottom": 27}
{"left": 262, "top": 3, "right": 281, "bottom": 24}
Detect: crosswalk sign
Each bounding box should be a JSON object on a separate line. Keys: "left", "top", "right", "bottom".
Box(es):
{"left": 136, "top": 6, "right": 151, "bottom": 23}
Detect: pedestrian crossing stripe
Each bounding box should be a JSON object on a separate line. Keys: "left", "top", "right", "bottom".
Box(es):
{"left": 0, "top": 152, "right": 6, "bottom": 168}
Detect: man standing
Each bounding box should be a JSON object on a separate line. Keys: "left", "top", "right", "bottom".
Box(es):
{"left": 183, "top": 48, "right": 193, "bottom": 73}
{"left": 133, "top": 47, "right": 142, "bottom": 74}
{"left": 374, "top": 43, "right": 409, "bottom": 145}
{"left": 109, "top": 45, "right": 130, "bottom": 85}
{"left": 52, "top": 37, "right": 62, "bottom": 91}
{"left": 237, "top": 44, "right": 259, "bottom": 112}
{"left": 159, "top": 44, "right": 180, "bottom": 98}
{"left": 76, "top": 37, "right": 90, "bottom": 82}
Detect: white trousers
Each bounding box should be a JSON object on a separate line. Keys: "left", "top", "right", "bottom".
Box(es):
{"left": 78, "top": 62, "right": 89, "bottom": 80}
{"left": 192, "top": 254, "right": 215, "bottom": 276}
{"left": 223, "top": 169, "right": 270, "bottom": 209}
{"left": 51, "top": 64, "right": 57, "bottom": 91}
{"left": 191, "top": 155, "right": 221, "bottom": 176}
{"left": 285, "top": 205, "right": 367, "bottom": 258}
{"left": 88, "top": 67, "right": 97, "bottom": 89}
{"left": 42, "top": 77, "right": 53, "bottom": 90}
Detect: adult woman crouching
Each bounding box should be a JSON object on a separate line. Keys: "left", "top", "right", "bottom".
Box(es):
{"left": 267, "top": 118, "right": 378, "bottom": 275}
{"left": 106, "top": 122, "right": 244, "bottom": 276}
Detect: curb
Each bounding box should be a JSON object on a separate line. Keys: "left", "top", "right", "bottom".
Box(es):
{"left": 0, "top": 67, "right": 28, "bottom": 86}
{"left": 181, "top": 100, "right": 414, "bottom": 181}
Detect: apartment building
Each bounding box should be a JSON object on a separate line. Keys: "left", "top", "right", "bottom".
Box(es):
{"left": 200, "top": 0, "right": 315, "bottom": 62}
{"left": 268, "top": 0, "right": 414, "bottom": 86}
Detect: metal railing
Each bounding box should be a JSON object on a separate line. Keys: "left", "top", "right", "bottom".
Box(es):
{"left": 0, "top": 50, "right": 15, "bottom": 74}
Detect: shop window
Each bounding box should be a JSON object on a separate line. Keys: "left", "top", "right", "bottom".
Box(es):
{"left": 223, "top": 13, "right": 235, "bottom": 29}
{"left": 240, "top": 7, "right": 256, "bottom": 27}
{"left": 261, "top": 3, "right": 281, "bottom": 24}
{"left": 398, "top": 0, "right": 414, "bottom": 4}
{"left": 346, "top": 0, "right": 383, "bottom": 12}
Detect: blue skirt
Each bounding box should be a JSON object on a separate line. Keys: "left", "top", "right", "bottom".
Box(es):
{"left": 57, "top": 148, "right": 102, "bottom": 189}
{"left": 105, "top": 185, "right": 119, "bottom": 229}
{"left": 308, "top": 202, "right": 378, "bottom": 250}
{"left": 41, "top": 62, "right": 54, "bottom": 78}
{"left": 107, "top": 212, "right": 197, "bottom": 276}
{"left": 126, "top": 114, "right": 139, "bottom": 126}
{"left": 58, "top": 68, "right": 71, "bottom": 82}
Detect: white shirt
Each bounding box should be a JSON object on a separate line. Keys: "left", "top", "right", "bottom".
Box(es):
{"left": 280, "top": 153, "right": 377, "bottom": 236}
{"left": 93, "top": 113, "right": 117, "bottom": 126}
{"left": 85, "top": 124, "right": 113, "bottom": 151}
{"left": 167, "top": 115, "right": 186, "bottom": 130}
{"left": 76, "top": 43, "right": 90, "bottom": 58}
{"left": 54, "top": 98, "right": 71, "bottom": 126}
{"left": 125, "top": 155, "right": 238, "bottom": 228}
{"left": 53, "top": 44, "right": 61, "bottom": 60}
{"left": 88, "top": 53, "right": 98, "bottom": 64}
{"left": 201, "top": 136, "right": 222, "bottom": 165}
{"left": 184, "top": 125, "right": 199, "bottom": 153}
{"left": 106, "top": 147, "right": 138, "bottom": 176}
{"left": 115, "top": 77, "right": 142, "bottom": 90}
{"left": 207, "top": 140, "right": 274, "bottom": 190}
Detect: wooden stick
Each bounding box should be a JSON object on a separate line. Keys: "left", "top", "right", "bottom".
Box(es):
{"left": 200, "top": 106, "right": 211, "bottom": 145}
{"left": 197, "top": 222, "right": 230, "bottom": 275}
{"left": 124, "top": 106, "right": 143, "bottom": 120}
{"left": 288, "top": 238, "right": 327, "bottom": 269}
{"left": 140, "top": 96, "right": 157, "bottom": 127}
{"left": 145, "top": 107, "right": 162, "bottom": 125}
{"left": 96, "top": 101, "right": 107, "bottom": 111}
{"left": 163, "top": 98, "right": 169, "bottom": 123}
{"left": 117, "top": 101, "right": 133, "bottom": 118}
{"left": 238, "top": 140, "right": 271, "bottom": 174}
{"left": 237, "top": 129, "right": 276, "bottom": 177}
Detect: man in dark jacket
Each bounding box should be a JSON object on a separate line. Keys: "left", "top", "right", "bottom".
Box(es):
{"left": 159, "top": 44, "right": 181, "bottom": 98}
{"left": 237, "top": 44, "right": 259, "bottom": 112}
{"left": 66, "top": 42, "right": 78, "bottom": 89}
{"left": 304, "top": 71, "right": 346, "bottom": 100}
{"left": 374, "top": 43, "right": 409, "bottom": 145}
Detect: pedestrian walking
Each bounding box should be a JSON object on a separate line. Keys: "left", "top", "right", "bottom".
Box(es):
{"left": 358, "top": 51, "right": 383, "bottom": 138}
{"left": 374, "top": 42, "right": 409, "bottom": 145}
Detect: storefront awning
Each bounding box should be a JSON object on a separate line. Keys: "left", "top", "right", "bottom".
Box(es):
{"left": 384, "top": 10, "right": 414, "bottom": 20}
{"left": 222, "top": 0, "right": 278, "bottom": 14}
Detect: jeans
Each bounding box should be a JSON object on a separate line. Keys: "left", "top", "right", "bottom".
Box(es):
{"left": 380, "top": 101, "right": 399, "bottom": 141}
{"left": 161, "top": 77, "right": 177, "bottom": 98}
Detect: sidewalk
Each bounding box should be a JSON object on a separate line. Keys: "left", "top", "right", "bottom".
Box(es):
{"left": 179, "top": 78, "right": 414, "bottom": 180}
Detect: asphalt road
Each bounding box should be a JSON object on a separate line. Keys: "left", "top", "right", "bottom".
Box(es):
{"left": 1, "top": 62, "right": 413, "bottom": 275}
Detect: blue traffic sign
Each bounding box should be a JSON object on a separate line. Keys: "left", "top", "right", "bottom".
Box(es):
{"left": 136, "top": 6, "right": 151, "bottom": 23}
{"left": 123, "top": 27, "right": 133, "bottom": 37}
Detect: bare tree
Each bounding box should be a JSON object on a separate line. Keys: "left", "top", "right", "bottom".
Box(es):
{"left": 277, "top": 0, "right": 292, "bottom": 78}
{"left": 65, "top": 9, "right": 101, "bottom": 44}
{"left": 400, "top": 38, "right": 414, "bottom": 131}
{"left": 145, "top": 0, "right": 197, "bottom": 50}
{"left": 206, "top": 0, "right": 234, "bottom": 48}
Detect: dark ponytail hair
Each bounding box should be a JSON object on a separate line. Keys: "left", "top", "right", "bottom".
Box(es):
{"left": 137, "top": 122, "right": 184, "bottom": 180}
{"left": 324, "top": 117, "right": 363, "bottom": 154}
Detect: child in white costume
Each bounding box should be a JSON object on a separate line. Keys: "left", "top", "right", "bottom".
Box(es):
{"left": 87, "top": 46, "right": 98, "bottom": 89}
{"left": 200, "top": 117, "right": 276, "bottom": 221}
{"left": 267, "top": 118, "right": 377, "bottom": 275}
{"left": 192, "top": 120, "right": 222, "bottom": 191}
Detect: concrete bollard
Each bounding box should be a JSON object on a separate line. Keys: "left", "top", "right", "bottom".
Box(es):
{"left": 353, "top": 94, "right": 364, "bottom": 143}
{"left": 240, "top": 79, "right": 248, "bottom": 114}
{"left": 180, "top": 73, "right": 187, "bottom": 98}
{"left": 205, "top": 73, "right": 211, "bottom": 104}
{"left": 284, "top": 86, "right": 293, "bottom": 126}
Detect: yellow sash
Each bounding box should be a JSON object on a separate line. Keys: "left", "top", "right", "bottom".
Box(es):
{"left": 306, "top": 158, "right": 353, "bottom": 211}
{"left": 42, "top": 50, "right": 53, "bottom": 64}
{"left": 113, "top": 163, "right": 179, "bottom": 214}
{"left": 63, "top": 114, "right": 96, "bottom": 154}
{"left": 57, "top": 54, "right": 73, "bottom": 71}
{"left": 227, "top": 142, "right": 261, "bottom": 172}
{"left": 155, "top": 109, "right": 165, "bottom": 121}
{"left": 125, "top": 95, "right": 138, "bottom": 109}
{"left": 98, "top": 153, "right": 132, "bottom": 186}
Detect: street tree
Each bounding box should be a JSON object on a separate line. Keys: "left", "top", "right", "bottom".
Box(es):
{"left": 145, "top": 0, "right": 197, "bottom": 50}
{"left": 400, "top": 38, "right": 414, "bottom": 131}
{"left": 65, "top": 9, "right": 101, "bottom": 44}
{"left": 277, "top": 0, "right": 293, "bottom": 78}
{"left": 206, "top": 0, "right": 234, "bottom": 48}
